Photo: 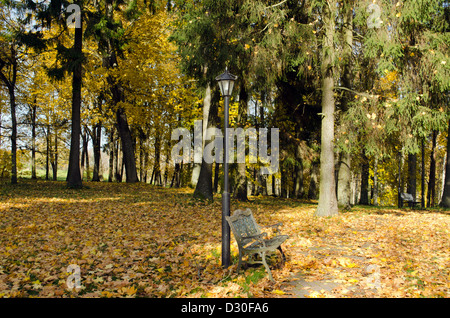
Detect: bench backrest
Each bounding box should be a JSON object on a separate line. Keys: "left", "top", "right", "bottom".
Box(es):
{"left": 401, "top": 193, "right": 414, "bottom": 201}
{"left": 226, "top": 209, "right": 261, "bottom": 247}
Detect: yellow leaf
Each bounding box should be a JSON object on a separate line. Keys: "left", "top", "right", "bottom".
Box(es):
{"left": 272, "top": 289, "right": 286, "bottom": 295}
{"left": 101, "top": 291, "right": 114, "bottom": 298}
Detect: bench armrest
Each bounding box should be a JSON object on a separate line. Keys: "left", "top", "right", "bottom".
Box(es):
{"left": 242, "top": 233, "right": 268, "bottom": 247}
{"left": 262, "top": 222, "right": 283, "bottom": 234}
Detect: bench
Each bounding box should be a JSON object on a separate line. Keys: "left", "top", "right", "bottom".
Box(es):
{"left": 226, "top": 208, "right": 289, "bottom": 281}
{"left": 400, "top": 193, "right": 421, "bottom": 208}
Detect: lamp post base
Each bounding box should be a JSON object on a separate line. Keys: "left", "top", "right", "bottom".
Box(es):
{"left": 221, "top": 191, "right": 231, "bottom": 268}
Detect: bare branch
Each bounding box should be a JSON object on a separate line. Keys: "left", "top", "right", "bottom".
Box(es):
{"left": 334, "top": 86, "right": 379, "bottom": 99}
{"left": 265, "top": 0, "right": 287, "bottom": 9}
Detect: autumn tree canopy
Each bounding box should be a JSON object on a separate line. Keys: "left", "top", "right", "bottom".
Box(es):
{"left": 0, "top": 0, "right": 449, "bottom": 210}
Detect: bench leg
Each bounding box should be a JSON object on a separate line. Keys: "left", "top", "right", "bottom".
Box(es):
{"left": 260, "top": 251, "right": 273, "bottom": 282}
{"left": 237, "top": 250, "right": 243, "bottom": 273}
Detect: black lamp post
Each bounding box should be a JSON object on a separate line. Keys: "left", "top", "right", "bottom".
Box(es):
{"left": 215, "top": 67, "right": 237, "bottom": 268}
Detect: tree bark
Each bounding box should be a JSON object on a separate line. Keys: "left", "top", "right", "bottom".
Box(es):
{"left": 398, "top": 151, "right": 403, "bottom": 208}
{"left": 233, "top": 84, "right": 248, "bottom": 201}
{"left": 337, "top": 0, "right": 353, "bottom": 208}
{"left": 46, "top": 124, "right": 50, "bottom": 181}
{"left": 421, "top": 139, "right": 425, "bottom": 208}
{"left": 281, "top": 160, "right": 288, "bottom": 198}
{"left": 31, "top": 103, "right": 37, "bottom": 179}
{"left": 315, "top": 0, "right": 338, "bottom": 217}
{"left": 108, "top": 128, "right": 114, "bottom": 182}
{"left": 440, "top": 119, "right": 450, "bottom": 207}
{"left": 194, "top": 83, "right": 215, "bottom": 201}
{"left": 138, "top": 130, "right": 144, "bottom": 182}
{"left": 338, "top": 153, "right": 352, "bottom": 208}
{"left": 104, "top": 45, "right": 138, "bottom": 183}
{"left": 294, "top": 144, "right": 304, "bottom": 198}
{"left": 81, "top": 129, "right": 88, "bottom": 180}
{"left": 91, "top": 122, "right": 102, "bottom": 181}
{"left": 359, "top": 151, "right": 370, "bottom": 205}
{"left": 428, "top": 131, "right": 437, "bottom": 207}
{"left": 52, "top": 129, "right": 58, "bottom": 180}
{"left": 8, "top": 84, "right": 17, "bottom": 184}
{"left": 116, "top": 107, "right": 139, "bottom": 183}
{"left": 308, "top": 161, "right": 319, "bottom": 200}
{"left": 373, "top": 158, "right": 378, "bottom": 206}
{"left": 407, "top": 153, "right": 417, "bottom": 201}
{"left": 152, "top": 133, "right": 162, "bottom": 185}
{"left": 66, "top": 21, "right": 83, "bottom": 188}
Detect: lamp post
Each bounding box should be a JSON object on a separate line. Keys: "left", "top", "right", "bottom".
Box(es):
{"left": 215, "top": 68, "right": 237, "bottom": 268}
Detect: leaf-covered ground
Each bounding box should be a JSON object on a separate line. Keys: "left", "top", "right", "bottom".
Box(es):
{"left": 0, "top": 180, "right": 449, "bottom": 298}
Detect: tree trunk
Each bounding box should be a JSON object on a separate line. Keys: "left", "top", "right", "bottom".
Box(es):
{"left": 108, "top": 128, "right": 114, "bottom": 182}
{"left": 258, "top": 101, "right": 267, "bottom": 196}
{"left": 233, "top": 85, "right": 248, "bottom": 201}
{"left": 66, "top": 21, "right": 83, "bottom": 188}
{"left": 9, "top": 85, "right": 17, "bottom": 184}
{"left": 337, "top": 0, "right": 353, "bottom": 209}
{"left": 440, "top": 119, "right": 450, "bottom": 207}
{"left": 428, "top": 131, "right": 437, "bottom": 207}
{"left": 139, "top": 131, "right": 145, "bottom": 182}
{"left": 407, "top": 153, "right": 417, "bottom": 201}
{"left": 52, "top": 129, "right": 58, "bottom": 181}
{"left": 294, "top": 147, "right": 304, "bottom": 198}
{"left": 308, "top": 161, "right": 319, "bottom": 200}
{"left": 104, "top": 39, "right": 139, "bottom": 183}
{"left": 114, "top": 138, "right": 121, "bottom": 182}
{"left": 315, "top": 0, "right": 338, "bottom": 217}
{"left": 280, "top": 160, "right": 288, "bottom": 198}
{"left": 359, "top": 151, "right": 370, "bottom": 205}
{"left": 46, "top": 124, "right": 50, "bottom": 181}
{"left": 31, "top": 103, "right": 37, "bottom": 179}
{"left": 81, "top": 129, "right": 88, "bottom": 180}
{"left": 421, "top": 139, "right": 425, "bottom": 208}
{"left": 116, "top": 107, "right": 139, "bottom": 183}
{"left": 153, "top": 134, "right": 162, "bottom": 185}
{"left": 398, "top": 151, "right": 403, "bottom": 208}
{"left": 213, "top": 162, "right": 220, "bottom": 193}
{"left": 338, "top": 153, "right": 352, "bottom": 208}
{"left": 91, "top": 122, "right": 102, "bottom": 181}
{"left": 143, "top": 145, "right": 149, "bottom": 183}
{"left": 272, "top": 175, "right": 276, "bottom": 196}
{"left": 373, "top": 158, "right": 378, "bottom": 206}
{"left": 194, "top": 83, "right": 215, "bottom": 201}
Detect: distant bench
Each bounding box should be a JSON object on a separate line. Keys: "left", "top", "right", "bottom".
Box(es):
{"left": 400, "top": 193, "right": 421, "bottom": 208}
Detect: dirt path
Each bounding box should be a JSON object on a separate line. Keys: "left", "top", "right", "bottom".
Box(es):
{"left": 281, "top": 234, "right": 380, "bottom": 298}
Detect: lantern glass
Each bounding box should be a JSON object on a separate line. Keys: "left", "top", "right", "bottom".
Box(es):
{"left": 216, "top": 68, "right": 237, "bottom": 97}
